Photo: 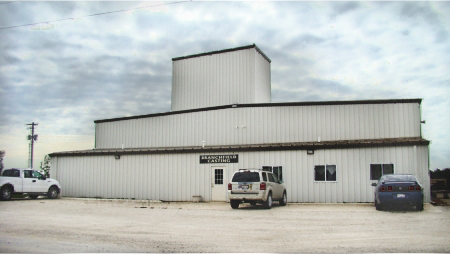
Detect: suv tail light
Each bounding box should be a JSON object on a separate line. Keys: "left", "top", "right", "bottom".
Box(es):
{"left": 380, "top": 186, "right": 386, "bottom": 192}
{"left": 228, "top": 183, "right": 232, "bottom": 190}
{"left": 408, "top": 186, "right": 414, "bottom": 191}
{"left": 260, "top": 182, "right": 266, "bottom": 190}
{"left": 415, "top": 185, "right": 421, "bottom": 191}
{"left": 387, "top": 186, "right": 393, "bottom": 192}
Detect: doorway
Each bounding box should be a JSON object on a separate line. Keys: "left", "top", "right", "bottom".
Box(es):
{"left": 211, "top": 166, "right": 227, "bottom": 201}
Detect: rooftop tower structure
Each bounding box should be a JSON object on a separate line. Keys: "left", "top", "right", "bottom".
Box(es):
{"left": 171, "top": 44, "right": 271, "bottom": 111}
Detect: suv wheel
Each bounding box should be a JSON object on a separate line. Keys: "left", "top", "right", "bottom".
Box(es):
{"left": 263, "top": 193, "right": 273, "bottom": 209}
{"left": 230, "top": 200, "right": 240, "bottom": 209}
{"left": 279, "top": 192, "right": 287, "bottom": 206}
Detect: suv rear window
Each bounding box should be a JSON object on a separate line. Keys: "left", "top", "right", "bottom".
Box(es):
{"left": 232, "top": 172, "right": 260, "bottom": 182}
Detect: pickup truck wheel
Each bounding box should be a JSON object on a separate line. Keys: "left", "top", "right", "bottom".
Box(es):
{"left": 263, "top": 193, "right": 273, "bottom": 209}
{"left": 29, "top": 195, "right": 39, "bottom": 199}
{"left": 279, "top": 192, "right": 287, "bottom": 206}
{"left": 47, "top": 186, "right": 59, "bottom": 199}
{"left": 230, "top": 200, "right": 240, "bottom": 209}
{"left": 1, "top": 186, "right": 12, "bottom": 201}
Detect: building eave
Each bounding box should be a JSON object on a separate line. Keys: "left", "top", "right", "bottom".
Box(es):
{"left": 171, "top": 43, "right": 271, "bottom": 63}
{"left": 94, "top": 98, "right": 423, "bottom": 124}
{"left": 49, "top": 137, "right": 430, "bottom": 157}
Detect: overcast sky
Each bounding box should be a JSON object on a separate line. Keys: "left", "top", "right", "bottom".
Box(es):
{"left": 0, "top": 1, "right": 449, "bottom": 170}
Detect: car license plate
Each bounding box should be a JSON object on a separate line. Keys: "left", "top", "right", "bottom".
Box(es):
{"left": 397, "top": 194, "right": 406, "bottom": 198}
{"left": 238, "top": 184, "right": 252, "bottom": 190}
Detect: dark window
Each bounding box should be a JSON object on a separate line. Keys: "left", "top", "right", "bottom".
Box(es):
{"left": 370, "top": 164, "right": 394, "bottom": 180}
{"left": 273, "top": 166, "right": 283, "bottom": 182}
{"left": 32, "top": 171, "right": 45, "bottom": 180}
{"left": 383, "top": 164, "right": 394, "bottom": 175}
{"left": 2, "top": 169, "right": 20, "bottom": 177}
{"left": 262, "top": 172, "right": 267, "bottom": 182}
{"left": 232, "top": 172, "right": 260, "bottom": 183}
{"left": 315, "top": 166, "right": 325, "bottom": 181}
{"left": 315, "top": 165, "right": 337, "bottom": 182}
{"left": 24, "top": 170, "right": 32, "bottom": 178}
{"left": 273, "top": 174, "right": 279, "bottom": 183}
{"left": 268, "top": 173, "right": 275, "bottom": 183}
{"left": 326, "top": 165, "right": 337, "bottom": 181}
{"left": 214, "top": 169, "right": 223, "bottom": 185}
{"left": 262, "top": 166, "right": 272, "bottom": 172}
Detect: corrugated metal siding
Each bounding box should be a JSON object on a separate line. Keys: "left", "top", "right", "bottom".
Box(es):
{"left": 95, "top": 103, "right": 421, "bottom": 149}
{"left": 171, "top": 48, "right": 270, "bottom": 111}
{"left": 254, "top": 50, "right": 271, "bottom": 103}
{"left": 52, "top": 145, "right": 430, "bottom": 203}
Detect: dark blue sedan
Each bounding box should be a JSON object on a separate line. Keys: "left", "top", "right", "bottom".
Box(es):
{"left": 371, "top": 174, "right": 423, "bottom": 211}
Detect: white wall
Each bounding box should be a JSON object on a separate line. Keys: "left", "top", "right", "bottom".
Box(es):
{"left": 95, "top": 102, "right": 422, "bottom": 149}
{"left": 171, "top": 47, "right": 271, "bottom": 111}
{"left": 51, "top": 145, "right": 430, "bottom": 203}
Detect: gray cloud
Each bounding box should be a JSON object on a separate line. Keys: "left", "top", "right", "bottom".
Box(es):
{"left": 0, "top": 1, "right": 448, "bottom": 169}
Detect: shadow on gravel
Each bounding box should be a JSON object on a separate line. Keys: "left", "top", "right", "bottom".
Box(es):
{"left": 234, "top": 203, "right": 285, "bottom": 210}
{"left": 378, "top": 205, "right": 423, "bottom": 213}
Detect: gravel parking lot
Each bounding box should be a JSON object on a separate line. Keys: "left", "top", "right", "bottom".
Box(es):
{"left": 0, "top": 197, "right": 449, "bottom": 253}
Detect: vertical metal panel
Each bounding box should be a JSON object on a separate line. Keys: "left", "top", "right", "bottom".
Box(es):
{"left": 171, "top": 48, "right": 270, "bottom": 111}
{"left": 95, "top": 102, "right": 423, "bottom": 149}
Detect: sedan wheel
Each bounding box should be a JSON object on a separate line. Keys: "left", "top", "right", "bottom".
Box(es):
{"left": 375, "top": 198, "right": 382, "bottom": 211}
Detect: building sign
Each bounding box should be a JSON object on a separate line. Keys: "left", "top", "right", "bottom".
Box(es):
{"left": 200, "top": 154, "right": 239, "bottom": 164}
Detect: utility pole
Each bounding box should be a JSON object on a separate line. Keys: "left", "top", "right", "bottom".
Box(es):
{"left": 26, "top": 122, "right": 38, "bottom": 169}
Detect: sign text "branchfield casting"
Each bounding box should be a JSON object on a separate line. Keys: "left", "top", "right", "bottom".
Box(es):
{"left": 199, "top": 155, "right": 239, "bottom": 164}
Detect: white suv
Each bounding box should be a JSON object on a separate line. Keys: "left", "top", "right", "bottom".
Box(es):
{"left": 228, "top": 168, "right": 287, "bottom": 209}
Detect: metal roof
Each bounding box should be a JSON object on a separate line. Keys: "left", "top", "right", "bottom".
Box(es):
{"left": 49, "top": 137, "right": 429, "bottom": 157}
{"left": 172, "top": 44, "right": 271, "bottom": 63}
{"left": 94, "top": 98, "right": 422, "bottom": 124}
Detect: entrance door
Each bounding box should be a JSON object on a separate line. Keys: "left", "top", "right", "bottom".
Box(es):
{"left": 211, "top": 167, "right": 227, "bottom": 201}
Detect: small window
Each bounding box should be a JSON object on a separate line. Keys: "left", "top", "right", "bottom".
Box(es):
{"left": 262, "top": 172, "right": 267, "bottom": 182}
{"left": 2, "top": 169, "right": 20, "bottom": 177}
{"left": 24, "top": 170, "right": 32, "bottom": 178}
{"left": 268, "top": 173, "right": 275, "bottom": 183}
{"left": 370, "top": 164, "right": 394, "bottom": 180}
{"left": 314, "top": 165, "right": 337, "bottom": 182}
{"left": 214, "top": 169, "right": 223, "bottom": 185}
{"left": 273, "top": 174, "right": 279, "bottom": 183}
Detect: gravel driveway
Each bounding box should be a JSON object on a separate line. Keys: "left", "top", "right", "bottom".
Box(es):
{"left": 0, "top": 198, "right": 449, "bottom": 253}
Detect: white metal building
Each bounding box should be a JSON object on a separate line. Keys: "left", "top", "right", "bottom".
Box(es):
{"left": 50, "top": 44, "right": 431, "bottom": 203}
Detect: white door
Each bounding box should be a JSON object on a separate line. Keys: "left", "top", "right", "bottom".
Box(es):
{"left": 32, "top": 171, "right": 49, "bottom": 192}
{"left": 22, "top": 170, "right": 34, "bottom": 193}
{"left": 211, "top": 167, "right": 227, "bottom": 201}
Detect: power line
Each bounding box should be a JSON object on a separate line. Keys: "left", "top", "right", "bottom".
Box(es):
{"left": 0, "top": 1, "right": 190, "bottom": 30}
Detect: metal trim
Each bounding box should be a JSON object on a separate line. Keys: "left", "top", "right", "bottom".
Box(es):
{"left": 172, "top": 44, "right": 272, "bottom": 63}
{"left": 94, "top": 98, "right": 423, "bottom": 123}
{"left": 49, "top": 138, "right": 430, "bottom": 157}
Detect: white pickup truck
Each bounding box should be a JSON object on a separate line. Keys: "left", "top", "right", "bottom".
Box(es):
{"left": 0, "top": 168, "right": 61, "bottom": 201}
